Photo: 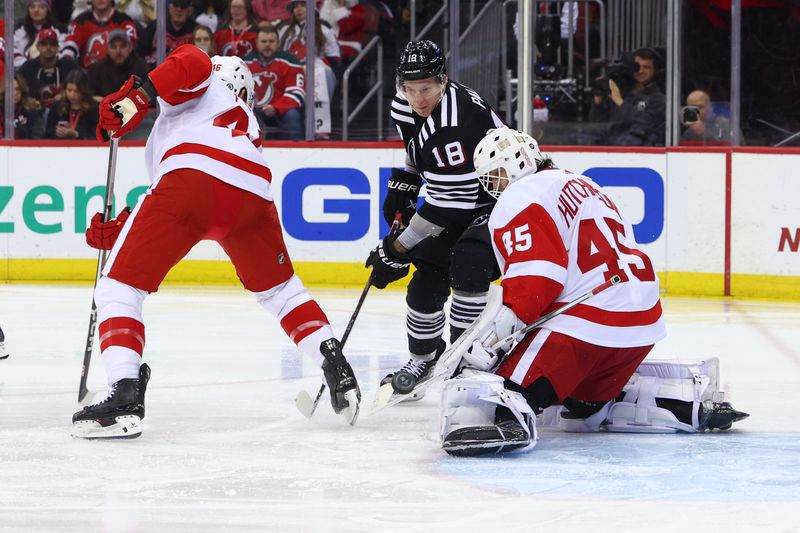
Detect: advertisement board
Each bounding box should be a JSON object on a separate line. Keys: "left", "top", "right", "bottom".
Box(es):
{"left": 0, "top": 144, "right": 796, "bottom": 298}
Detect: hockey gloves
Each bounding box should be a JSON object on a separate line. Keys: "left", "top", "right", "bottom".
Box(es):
{"left": 366, "top": 234, "right": 412, "bottom": 289}
{"left": 85, "top": 206, "right": 131, "bottom": 250}
{"left": 383, "top": 169, "right": 421, "bottom": 226}
{"left": 96, "top": 75, "right": 153, "bottom": 141}
{"left": 320, "top": 339, "right": 362, "bottom": 414}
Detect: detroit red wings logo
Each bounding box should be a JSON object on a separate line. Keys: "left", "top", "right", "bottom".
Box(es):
{"left": 252, "top": 70, "right": 278, "bottom": 107}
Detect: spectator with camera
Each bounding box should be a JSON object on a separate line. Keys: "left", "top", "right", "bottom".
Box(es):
{"left": 19, "top": 28, "right": 79, "bottom": 110}
{"left": 45, "top": 69, "right": 99, "bottom": 139}
{"left": 590, "top": 47, "right": 665, "bottom": 146}
{"left": 680, "top": 90, "right": 735, "bottom": 144}
{"left": 244, "top": 25, "right": 305, "bottom": 140}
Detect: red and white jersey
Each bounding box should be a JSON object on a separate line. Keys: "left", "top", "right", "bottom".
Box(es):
{"left": 144, "top": 45, "right": 272, "bottom": 202}
{"left": 489, "top": 168, "right": 666, "bottom": 348}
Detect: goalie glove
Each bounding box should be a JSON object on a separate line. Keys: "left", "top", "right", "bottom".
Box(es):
{"left": 463, "top": 305, "right": 525, "bottom": 371}
{"left": 383, "top": 169, "right": 421, "bottom": 226}
{"left": 85, "top": 206, "right": 132, "bottom": 250}
{"left": 365, "top": 233, "right": 412, "bottom": 289}
{"left": 96, "top": 75, "right": 155, "bottom": 141}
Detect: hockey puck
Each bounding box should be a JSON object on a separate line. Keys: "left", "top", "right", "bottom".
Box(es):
{"left": 391, "top": 372, "right": 417, "bottom": 394}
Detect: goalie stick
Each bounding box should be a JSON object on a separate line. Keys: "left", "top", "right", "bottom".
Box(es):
{"left": 370, "top": 274, "right": 623, "bottom": 414}
{"left": 294, "top": 213, "right": 403, "bottom": 423}
{"left": 78, "top": 138, "right": 119, "bottom": 403}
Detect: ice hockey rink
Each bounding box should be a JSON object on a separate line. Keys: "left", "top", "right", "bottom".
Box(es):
{"left": 0, "top": 283, "right": 798, "bottom": 532}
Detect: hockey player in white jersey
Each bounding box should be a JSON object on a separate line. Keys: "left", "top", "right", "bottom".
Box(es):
{"left": 72, "top": 45, "right": 360, "bottom": 439}
{"left": 439, "top": 127, "right": 748, "bottom": 456}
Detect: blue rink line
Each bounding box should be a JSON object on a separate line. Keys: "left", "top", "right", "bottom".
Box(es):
{"left": 436, "top": 431, "right": 800, "bottom": 501}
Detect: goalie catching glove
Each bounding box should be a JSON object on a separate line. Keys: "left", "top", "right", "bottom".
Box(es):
{"left": 85, "top": 206, "right": 131, "bottom": 250}
{"left": 365, "top": 233, "right": 412, "bottom": 289}
{"left": 96, "top": 75, "right": 156, "bottom": 141}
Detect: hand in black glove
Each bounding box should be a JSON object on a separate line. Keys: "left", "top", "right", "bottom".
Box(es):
{"left": 365, "top": 233, "right": 411, "bottom": 289}
{"left": 383, "top": 169, "right": 421, "bottom": 226}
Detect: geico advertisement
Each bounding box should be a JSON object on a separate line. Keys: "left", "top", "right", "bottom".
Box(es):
{"left": 0, "top": 146, "right": 670, "bottom": 267}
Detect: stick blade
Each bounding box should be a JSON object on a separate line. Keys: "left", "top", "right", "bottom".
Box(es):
{"left": 342, "top": 389, "right": 360, "bottom": 426}
{"left": 294, "top": 390, "right": 316, "bottom": 419}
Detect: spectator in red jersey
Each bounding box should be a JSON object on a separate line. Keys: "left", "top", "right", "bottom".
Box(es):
{"left": 138, "top": 0, "right": 196, "bottom": 66}
{"left": 214, "top": 0, "right": 258, "bottom": 58}
{"left": 277, "top": 0, "right": 338, "bottom": 101}
{"left": 0, "top": 73, "right": 45, "bottom": 139}
{"left": 319, "top": 0, "right": 366, "bottom": 62}
{"left": 13, "top": 0, "right": 66, "bottom": 68}
{"left": 192, "top": 24, "right": 216, "bottom": 55}
{"left": 45, "top": 69, "right": 99, "bottom": 139}
{"left": 252, "top": 0, "right": 292, "bottom": 25}
{"left": 192, "top": 0, "right": 227, "bottom": 32}
{"left": 19, "top": 28, "right": 79, "bottom": 109}
{"left": 62, "top": 0, "right": 139, "bottom": 68}
{"left": 88, "top": 28, "right": 148, "bottom": 99}
{"left": 1, "top": 19, "right": 7, "bottom": 81}
{"left": 278, "top": 0, "right": 339, "bottom": 66}
{"left": 245, "top": 25, "right": 304, "bottom": 140}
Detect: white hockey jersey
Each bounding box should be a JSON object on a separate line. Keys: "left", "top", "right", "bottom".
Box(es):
{"left": 489, "top": 168, "right": 666, "bottom": 348}
{"left": 143, "top": 45, "right": 273, "bottom": 201}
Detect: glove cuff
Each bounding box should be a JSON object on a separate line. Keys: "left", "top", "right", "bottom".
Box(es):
{"left": 382, "top": 234, "right": 413, "bottom": 264}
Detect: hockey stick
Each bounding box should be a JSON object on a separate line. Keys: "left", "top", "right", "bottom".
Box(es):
{"left": 370, "top": 274, "right": 623, "bottom": 414}
{"left": 295, "top": 213, "right": 403, "bottom": 420}
{"left": 78, "top": 138, "right": 119, "bottom": 403}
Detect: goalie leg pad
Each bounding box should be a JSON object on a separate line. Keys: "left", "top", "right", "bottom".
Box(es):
{"left": 605, "top": 358, "right": 722, "bottom": 433}
{"left": 440, "top": 370, "right": 537, "bottom": 456}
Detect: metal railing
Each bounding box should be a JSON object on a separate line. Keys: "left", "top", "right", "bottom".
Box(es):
{"left": 341, "top": 35, "right": 383, "bottom": 141}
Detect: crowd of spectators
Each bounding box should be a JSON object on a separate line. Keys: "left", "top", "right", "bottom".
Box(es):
{"left": 1, "top": 0, "right": 396, "bottom": 140}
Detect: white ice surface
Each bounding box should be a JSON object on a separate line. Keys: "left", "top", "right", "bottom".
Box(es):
{"left": 1, "top": 285, "right": 799, "bottom": 532}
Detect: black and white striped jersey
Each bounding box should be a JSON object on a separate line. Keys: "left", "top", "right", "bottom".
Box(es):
{"left": 391, "top": 81, "right": 505, "bottom": 210}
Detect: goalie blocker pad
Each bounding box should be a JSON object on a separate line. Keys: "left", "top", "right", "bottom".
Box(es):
{"left": 440, "top": 370, "right": 537, "bottom": 456}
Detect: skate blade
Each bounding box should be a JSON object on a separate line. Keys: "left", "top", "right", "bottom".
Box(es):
{"left": 369, "top": 380, "right": 428, "bottom": 415}
{"left": 71, "top": 415, "right": 142, "bottom": 439}
{"left": 342, "top": 389, "right": 360, "bottom": 426}
{"left": 294, "top": 389, "right": 316, "bottom": 419}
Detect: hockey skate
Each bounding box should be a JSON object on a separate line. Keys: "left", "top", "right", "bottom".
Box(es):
{"left": 0, "top": 326, "right": 8, "bottom": 360}
{"left": 382, "top": 339, "right": 447, "bottom": 398}
{"left": 71, "top": 364, "right": 151, "bottom": 439}
{"left": 320, "top": 338, "right": 361, "bottom": 425}
{"left": 699, "top": 401, "right": 750, "bottom": 431}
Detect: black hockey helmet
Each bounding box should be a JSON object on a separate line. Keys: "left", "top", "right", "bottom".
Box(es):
{"left": 396, "top": 40, "right": 446, "bottom": 84}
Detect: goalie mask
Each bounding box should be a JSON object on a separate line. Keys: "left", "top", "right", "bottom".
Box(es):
{"left": 211, "top": 55, "right": 255, "bottom": 109}
{"left": 473, "top": 127, "right": 544, "bottom": 199}
{"left": 397, "top": 40, "right": 446, "bottom": 86}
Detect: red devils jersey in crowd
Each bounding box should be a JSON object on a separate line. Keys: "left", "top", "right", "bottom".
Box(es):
{"left": 244, "top": 51, "right": 305, "bottom": 113}
{"left": 214, "top": 25, "right": 258, "bottom": 58}
{"left": 62, "top": 10, "right": 139, "bottom": 68}
{"left": 488, "top": 168, "right": 666, "bottom": 348}
{"left": 0, "top": 19, "right": 5, "bottom": 81}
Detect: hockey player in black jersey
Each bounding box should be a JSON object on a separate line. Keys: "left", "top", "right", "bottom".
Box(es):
{"left": 365, "top": 40, "right": 505, "bottom": 394}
